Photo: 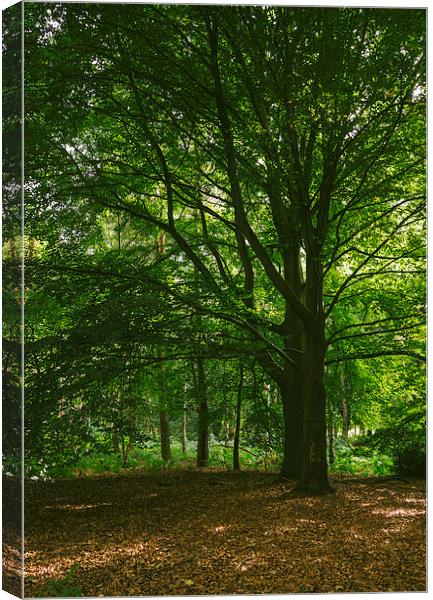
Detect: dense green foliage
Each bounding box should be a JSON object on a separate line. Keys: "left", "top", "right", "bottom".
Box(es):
{"left": 3, "top": 4, "right": 426, "bottom": 490}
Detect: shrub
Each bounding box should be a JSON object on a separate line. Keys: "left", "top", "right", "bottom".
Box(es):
{"left": 373, "top": 424, "right": 425, "bottom": 478}
{"left": 393, "top": 443, "right": 425, "bottom": 477}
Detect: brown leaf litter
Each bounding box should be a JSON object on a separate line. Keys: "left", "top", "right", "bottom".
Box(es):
{"left": 9, "top": 469, "right": 425, "bottom": 596}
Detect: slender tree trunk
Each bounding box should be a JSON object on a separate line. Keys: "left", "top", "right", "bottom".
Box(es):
{"left": 340, "top": 364, "right": 351, "bottom": 438}
{"left": 158, "top": 366, "right": 171, "bottom": 463}
{"left": 112, "top": 427, "right": 119, "bottom": 454}
{"left": 328, "top": 412, "right": 335, "bottom": 465}
{"left": 182, "top": 409, "right": 187, "bottom": 453}
{"left": 341, "top": 396, "right": 350, "bottom": 438}
{"left": 155, "top": 230, "right": 171, "bottom": 463}
{"left": 121, "top": 436, "right": 133, "bottom": 467}
{"left": 194, "top": 357, "right": 209, "bottom": 467}
{"left": 233, "top": 363, "right": 244, "bottom": 471}
{"left": 159, "top": 407, "right": 171, "bottom": 463}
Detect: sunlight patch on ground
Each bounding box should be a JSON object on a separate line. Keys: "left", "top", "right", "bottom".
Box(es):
{"left": 235, "top": 553, "right": 263, "bottom": 572}
{"left": 403, "top": 496, "right": 425, "bottom": 504}
{"left": 265, "top": 525, "right": 297, "bottom": 535}
{"left": 3, "top": 544, "right": 22, "bottom": 577}
{"left": 298, "top": 518, "right": 317, "bottom": 524}
{"left": 209, "top": 524, "right": 231, "bottom": 534}
{"left": 372, "top": 508, "right": 424, "bottom": 518}
{"left": 25, "top": 539, "right": 156, "bottom": 580}
{"left": 44, "top": 502, "right": 112, "bottom": 511}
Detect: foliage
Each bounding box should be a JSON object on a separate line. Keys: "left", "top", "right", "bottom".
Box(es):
{"left": 373, "top": 424, "right": 425, "bottom": 477}
{"left": 329, "top": 440, "right": 394, "bottom": 477}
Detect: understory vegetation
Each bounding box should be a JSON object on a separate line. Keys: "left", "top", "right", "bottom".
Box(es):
{"left": 11, "top": 436, "right": 419, "bottom": 481}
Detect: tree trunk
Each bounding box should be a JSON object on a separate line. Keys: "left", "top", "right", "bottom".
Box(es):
{"left": 328, "top": 413, "right": 335, "bottom": 465}
{"left": 340, "top": 363, "right": 351, "bottom": 438}
{"left": 233, "top": 364, "right": 244, "bottom": 471}
{"left": 280, "top": 370, "right": 303, "bottom": 479}
{"left": 181, "top": 409, "right": 187, "bottom": 453}
{"left": 279, "top": 290, "right": 304, "bottom": 480}
{"left": 341, "top": 396, "right": 350, "bottom": 438}
{"left": 159, "top": 407, "right": 171, "bottom": 463}
{"left": 121, "top": 437, "right": 128, "bottom": 467}
{"left": 158, "top": 366, "right": 171, "bottom": 462}
{"left": 195, "top": 357, "right": 209, "bottom": 467}
{"left": 112, "top": 429, "right": 119, "bottom": 454}
{"left": 299, "top": 322, "right": 333, "bottom": 494}
{"left": 155, "top": 232, "right": 171, "bottom": 463}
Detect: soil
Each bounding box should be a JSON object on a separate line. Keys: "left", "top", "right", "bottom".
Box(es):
{"left": 14, "top": 469, "right": 426, "bottom": 596}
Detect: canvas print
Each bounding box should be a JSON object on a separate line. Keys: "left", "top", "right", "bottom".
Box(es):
{"left": 2, "top": 1, "right": 426, "bottom": 597}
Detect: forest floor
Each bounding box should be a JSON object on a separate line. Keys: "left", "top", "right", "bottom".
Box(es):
{"left": 19, "top": 469, "right": 425, "bottom": 596}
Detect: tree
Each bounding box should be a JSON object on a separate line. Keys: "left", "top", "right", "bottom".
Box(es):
{"left": 24, "top": 4, "right": 426, "bottom": 493}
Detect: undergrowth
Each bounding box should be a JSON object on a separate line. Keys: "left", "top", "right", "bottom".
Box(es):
{"left": 34, "top": 442, "right": 281, "bottom": 479}
{"left": 329, "top": 437, "right": 393, "bottom": 477}
{"left": 14, "top": 436, "right": 394, "bottom": 479}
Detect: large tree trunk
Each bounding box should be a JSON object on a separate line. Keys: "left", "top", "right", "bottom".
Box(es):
{"left": 233, "top": 363, "right": 244, "bottom": 471}
{"left": 194, "top": 357, "right": 209, "bottom": 467}
{"left": 299, "top": 321, "right": 333, "bottom": 494}
{"left": 280, "top": 371, "right": 303, "bottom": 479}
{"left": 279, "top": 321, "right": 304, "bottom": 480}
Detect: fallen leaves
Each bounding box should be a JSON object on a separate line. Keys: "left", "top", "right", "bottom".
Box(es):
{"left": 17, "top": 469, "right": 426, "bottom": 596}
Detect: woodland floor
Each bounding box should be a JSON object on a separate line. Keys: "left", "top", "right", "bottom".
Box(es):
{"left": 12, "top": 469, "right": 426, "bottom": 596}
